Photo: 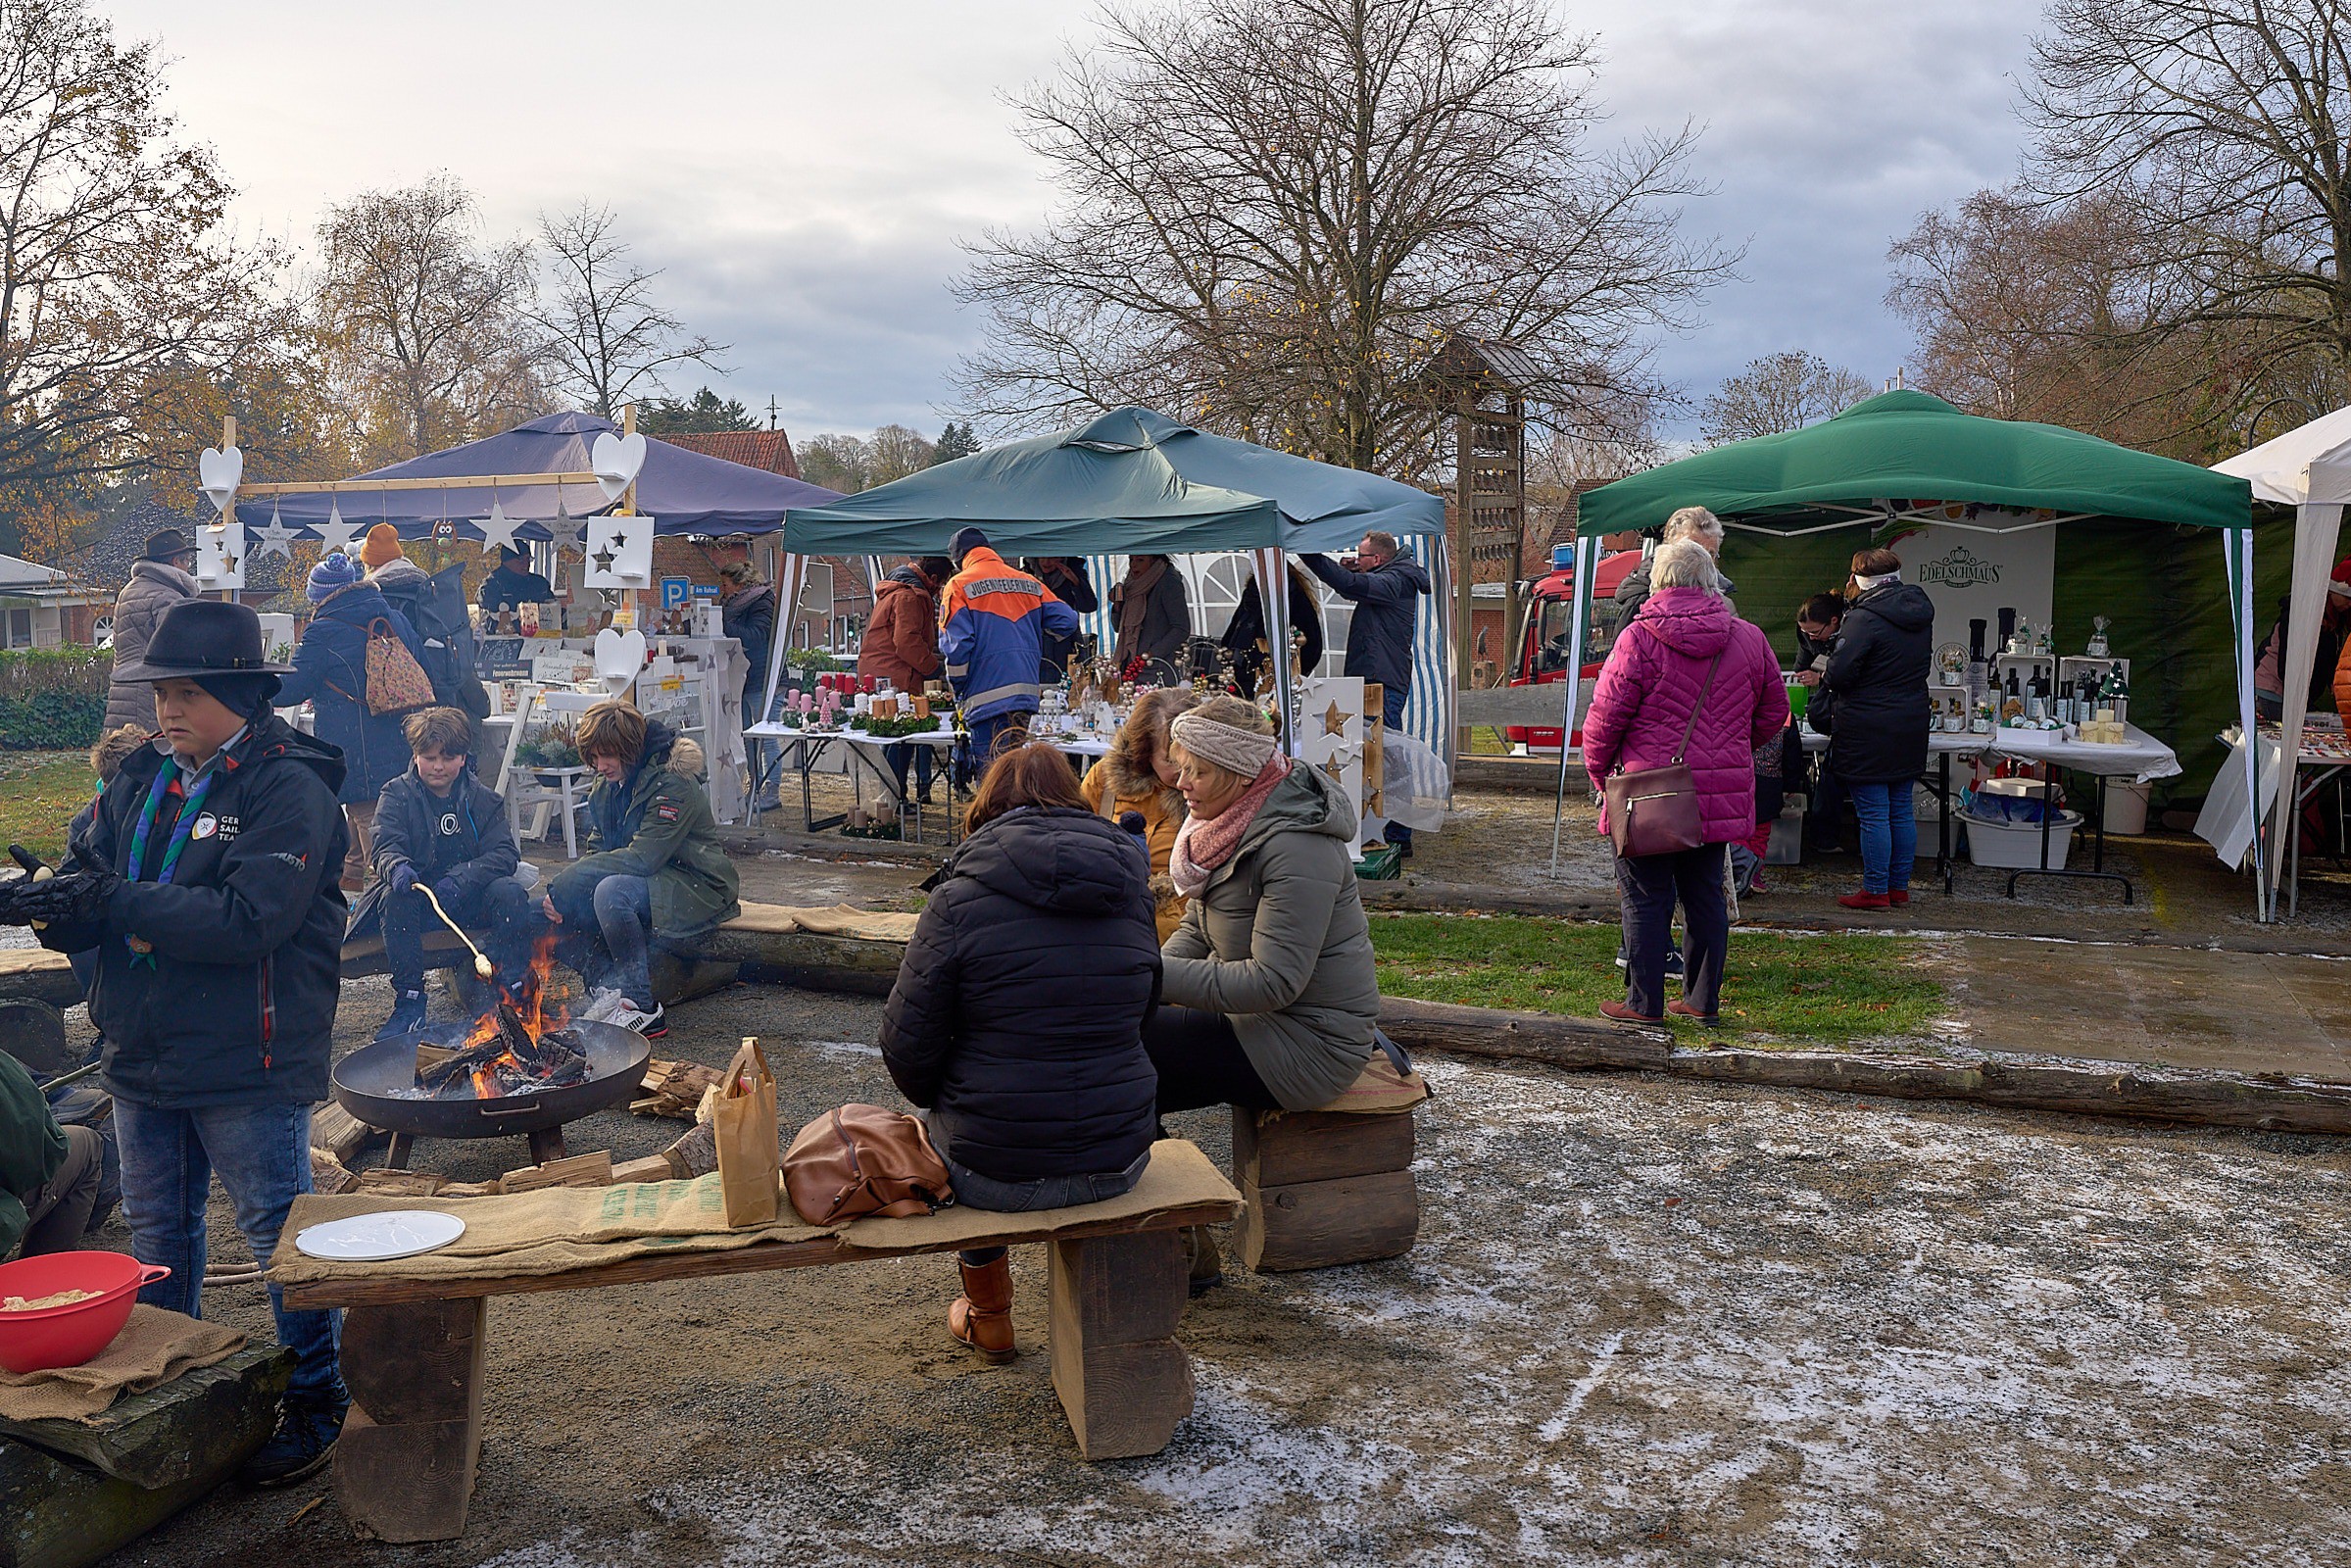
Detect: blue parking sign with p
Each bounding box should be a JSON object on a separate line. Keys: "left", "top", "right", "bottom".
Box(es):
{"left": 660, "top": 576, "right": 691, "bottom": 611}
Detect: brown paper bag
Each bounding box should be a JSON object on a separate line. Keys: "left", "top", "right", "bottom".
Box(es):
{"left": 712, "top": 1037, "right": 779, "bottom": 1226}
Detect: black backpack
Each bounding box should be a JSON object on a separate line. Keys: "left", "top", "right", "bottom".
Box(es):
{"left": 378, "top": 564, "right": 491, "bottom": 721}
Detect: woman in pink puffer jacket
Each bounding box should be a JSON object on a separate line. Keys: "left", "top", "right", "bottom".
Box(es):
{"left": 1583, "top": 540, "right": 1789, "bottom": 1026}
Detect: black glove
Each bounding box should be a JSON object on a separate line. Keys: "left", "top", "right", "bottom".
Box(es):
{"left": 0, "top": 869, "right": 117, "bottom": 930}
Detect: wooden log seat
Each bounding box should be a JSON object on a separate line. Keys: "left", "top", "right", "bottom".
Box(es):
{"left": 269, "top": 1140, "right": 1243, "bottom": 1543}
{"left": 0, "top": 1346, "right": 293, "bottom": 1568}
{"left": 1231, "top": 1054, "right": 1428, "bottom": 1274}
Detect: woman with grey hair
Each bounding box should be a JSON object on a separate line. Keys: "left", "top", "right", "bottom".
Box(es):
{"left": 1143, "top": 695, "right": 1379, "bottom": 1114}
{"left": 1584, "top": 539, "right": 1788, "bottom": 1025}
{"left": 1614, "top": 507, "right": 1732, "bottom": 619}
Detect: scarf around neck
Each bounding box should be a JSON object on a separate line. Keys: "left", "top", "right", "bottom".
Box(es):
{"left": 1169, "top": 753, "right": 1290, "bottom": 898}
{"left": 1115, "top": 557, "right": 1169, "bottom": 660}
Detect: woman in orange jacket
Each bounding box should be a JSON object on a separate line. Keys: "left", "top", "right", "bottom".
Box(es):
{"left": 1079, "top": 688, "right": 1200, "bottom": 939}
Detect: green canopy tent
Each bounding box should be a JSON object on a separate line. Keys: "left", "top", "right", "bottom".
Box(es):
{"left": 771, "top": 406, "right": 1448, "bottom": 755}
{"left": 1559, "top": 392, "right": 2265, "bottom": 906}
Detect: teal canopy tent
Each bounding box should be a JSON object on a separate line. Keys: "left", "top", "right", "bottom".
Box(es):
{"left": 1556, "top": 392, "right": 2266, "bottom": 908}
{"left": 769, "top": 406, "right": 1449, "bottom": 757}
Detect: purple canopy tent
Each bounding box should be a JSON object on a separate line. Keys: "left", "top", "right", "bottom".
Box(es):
{"left": 231, "top": 412, "right": 841, "bottom": 541}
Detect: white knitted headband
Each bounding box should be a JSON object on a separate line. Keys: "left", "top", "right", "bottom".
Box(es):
{"left": 1169, "top": 711, "right": 1279, "bottom": 777}
{"left": 1852, "top": 569, "right": 1900, "bottom": 590}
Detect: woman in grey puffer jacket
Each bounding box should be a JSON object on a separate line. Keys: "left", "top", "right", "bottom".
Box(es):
{"left": 103, "top": 532, "right": 200, "bottom": 734}
{"left": 1148, "top": 695, "right": 1380, "bottom": 1113}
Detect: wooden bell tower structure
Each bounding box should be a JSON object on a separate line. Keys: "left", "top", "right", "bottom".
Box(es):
{"left": 1420, "top": 336, "right": 1541, "bottom": 741}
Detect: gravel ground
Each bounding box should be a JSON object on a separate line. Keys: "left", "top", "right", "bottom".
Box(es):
{"left": 98, "top": 979, "right": 2351, "bottom": 1568}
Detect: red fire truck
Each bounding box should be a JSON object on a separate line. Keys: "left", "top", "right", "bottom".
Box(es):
{"left": 1502, "top": 544, "right": 1642, "bottom": 752}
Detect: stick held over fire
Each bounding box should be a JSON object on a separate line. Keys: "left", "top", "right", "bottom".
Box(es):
{"left": 416, "top": 932, "right": 592, "bottom": 1100}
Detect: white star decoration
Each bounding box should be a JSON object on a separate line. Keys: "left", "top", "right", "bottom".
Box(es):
{"left": 472, "top": 501, "right": 522, "bottom": 556}
{"left": 540, "top": 512, "right": 585, "bottom": 555}
{"left": 250, "top": 503, "right": 299, "bottom": 561}
{"left": 312, "top": 498, "right": 359, "bottom": 556}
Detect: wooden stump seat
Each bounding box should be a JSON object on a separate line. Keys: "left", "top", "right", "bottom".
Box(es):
{"left": 1231, "top": 1056, "right": 1426, "bottom": 1273}
{"left": 273, "top": 1143, "right": 1242, "bottom": 1544}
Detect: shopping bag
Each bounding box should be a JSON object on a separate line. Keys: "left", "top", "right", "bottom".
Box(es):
{"left": 712, "top": 1037, "right": 780, "bottom": 1226}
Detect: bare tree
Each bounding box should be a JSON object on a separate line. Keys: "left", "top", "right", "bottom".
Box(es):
{"left": 2023, "top": 0, "right": 2351, "bottom": 417}
{"left": 314, "top": 173, "right": 545, "bottom": 462}
{"left": 0, "top": 0, "right": 280, "bottom": 525}
{"left": 1698, "top": 351, "right": 1876, "bottom": 445}
{"left": 796, "top": 424, "right": 937, "bottom": 493}
{"left": 534, "top": 203, "right": 726, "bottom": 419}
{"left": 955, "top": 0, "right": 1731, "bottom": 477}
{"left": 1886, "top": 186, "right": 2296, "bottom": 458}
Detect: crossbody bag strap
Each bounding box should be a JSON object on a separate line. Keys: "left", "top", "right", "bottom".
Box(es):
{"left": 1670, "top": 652, "right": 1727, "bottom": 765}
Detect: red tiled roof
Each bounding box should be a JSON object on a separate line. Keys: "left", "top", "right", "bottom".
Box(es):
{"left": 652, "top": 429, "right": 801, "bottom": 479}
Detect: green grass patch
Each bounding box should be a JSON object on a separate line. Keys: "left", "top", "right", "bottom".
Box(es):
{"left": 1369, "top": 912, "right": 1945, "bottom": 1043}
{"left": 0, "top": 751, "right": 98, "bottom": 862}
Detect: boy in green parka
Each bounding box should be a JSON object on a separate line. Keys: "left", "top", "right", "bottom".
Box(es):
{"left": 539, "top": 701, "right": 739, "bottom": 1038}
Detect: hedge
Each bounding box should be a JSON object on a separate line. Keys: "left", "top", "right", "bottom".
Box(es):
{"left": 0, "top": 648, "right": 112, "bottom": 752}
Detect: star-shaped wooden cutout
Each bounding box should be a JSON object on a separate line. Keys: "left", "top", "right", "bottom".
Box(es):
{"left": 1318, "top": 755, "right": 1347, "bottom": 783}
{"left": 250, "top": 509, "right": 299, "bottom": 560}
{"left": 590, "top": 545, "right": 617, "bottom": 575}
{"left": 219, "top": 552, "right": 239, "bottom": 576}
{"left": 312, "top": 500, "right": 359, "bottom": 556}
{"left": 541, "top": 514, "right": 585, "bottom": 555}
{"left": 1321, "top": 701, "right": 1348, "bottom": 736}
{"left": 472, "top": 500, "right": 523, "bottom": 556}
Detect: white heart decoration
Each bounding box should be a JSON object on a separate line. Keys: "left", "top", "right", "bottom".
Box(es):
{"left": 593, "top": 627, "right": 648, "bottom": 695}
{"left": 197, "top": 445, "right": 243, "bottom": 513}
{"left": 590, "top": 431, "right": 647, "bottom": 502}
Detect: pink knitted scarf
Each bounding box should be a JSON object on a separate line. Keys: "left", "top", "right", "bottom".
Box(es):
{"left": 1169, "top": 753, "right": 1291, "bottom": 898}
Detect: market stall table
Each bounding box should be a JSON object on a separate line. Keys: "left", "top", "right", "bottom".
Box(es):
{"left": 1796, "top": 726, "right": 1988, "bottom": 895}
{"left": 743, "top": 722, "right": 958, "bottom": 836}
{"left": 1978, "top": 723, "right": 2180, "bottom": 902}
{"left": 2206, "top": 723, "right": 2351, "bottom": 918}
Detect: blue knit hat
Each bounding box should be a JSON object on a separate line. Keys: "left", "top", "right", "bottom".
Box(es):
{"left": 306, "top": 551, "right": 363, "bottom": 603}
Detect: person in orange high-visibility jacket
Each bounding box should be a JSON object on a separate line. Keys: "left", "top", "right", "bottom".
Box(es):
{"left": 940, "top": 529, "right": 1080, "bottom": 771}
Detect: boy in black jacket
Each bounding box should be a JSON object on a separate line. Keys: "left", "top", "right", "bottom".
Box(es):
{"left": 366, "top": 707, "right": 531, "bottom": 1039}
{"left": 2, "top": 601, "right": 350, "bottom": 1485}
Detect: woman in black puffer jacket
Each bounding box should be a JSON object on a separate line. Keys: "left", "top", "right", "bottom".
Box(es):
{"left": 1816, "top": 547, "right": 1934, "bottom": 909}
{"left": 880, "top": 741, "right": 1160, "bottom": 1361}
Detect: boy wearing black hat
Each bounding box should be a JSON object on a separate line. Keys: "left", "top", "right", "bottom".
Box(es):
{"left": 102, "top": 527, "right": 199, "bottom": 735}
{"left": 478, "top": 544, "right": 554, "bottom": 612}
{"left": 1, "top": 599, "right": 351, "bottom": 1486}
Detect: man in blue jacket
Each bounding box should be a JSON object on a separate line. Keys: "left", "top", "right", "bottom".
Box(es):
{"left": 1300, "top": 531, "right": 1431, "bottom": 851}
{"left": 6, "top": 601, "right": 349, "bottom": 1486}
{"left": 939, "top": 528, "right": 1079, "bottom": 775}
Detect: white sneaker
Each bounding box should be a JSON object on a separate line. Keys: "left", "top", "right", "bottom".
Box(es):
{"left": 578, "top": 987, "right": 630, "bottom": 1024}
{"left": 609, "top": 1002, "right": 666, "bottom": 1038}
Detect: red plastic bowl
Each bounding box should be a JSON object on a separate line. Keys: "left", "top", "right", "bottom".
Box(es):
{"left": 0, "top": 1250, "right": 171, "bottom": 1374}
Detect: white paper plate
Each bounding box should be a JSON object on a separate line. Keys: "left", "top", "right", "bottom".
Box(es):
{"left": 294, "top": 1209, "right": 466, "bottom": 1261}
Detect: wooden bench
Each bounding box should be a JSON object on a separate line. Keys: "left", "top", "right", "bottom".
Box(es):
{"left": 1230, "top": 1051, "right": 1426, "bottom": 1272}
{"left": 273, "top": 1144, "right": 1243, "bottom": 1544}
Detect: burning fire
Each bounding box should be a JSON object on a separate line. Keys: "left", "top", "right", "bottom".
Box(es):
{"left": 416, "top": 934, "right": 591, "bottom": 1102}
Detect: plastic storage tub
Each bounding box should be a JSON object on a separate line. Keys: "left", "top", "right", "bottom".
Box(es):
{"left": 1964, "top": 809, "right": 2082, "bottom": 870}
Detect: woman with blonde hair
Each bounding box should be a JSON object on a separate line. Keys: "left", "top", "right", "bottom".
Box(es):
{"left": 1080, "top": 687, "right": 1199, "bottom": 937}
{"left": 1145, "top": 695, "right": 1379, "bottom": 1115}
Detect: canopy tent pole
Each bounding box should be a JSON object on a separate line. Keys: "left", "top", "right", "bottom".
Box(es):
{"left": 1549, "top": 536, "right": 1597, "bottom": 875}
{"left": 1247, "top": 548, "right": 1298, "bottom": 756}
{"left": 761, "top": 552, "right": 809, "bottom": 730}
{"left": 2224, "top": 527, "right": 2272, "bottom": 920}
{"left": 2271, "top": 505, "right": 2342, "bottom": 914}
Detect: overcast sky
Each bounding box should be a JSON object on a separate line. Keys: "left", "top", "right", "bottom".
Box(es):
{"left": 103, "top": 0, "right": 2046, "bottom": 442}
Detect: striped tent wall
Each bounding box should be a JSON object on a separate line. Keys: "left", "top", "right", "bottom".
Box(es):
{"left": 1400, "top": 535, "right": 1454, "bottom": 762}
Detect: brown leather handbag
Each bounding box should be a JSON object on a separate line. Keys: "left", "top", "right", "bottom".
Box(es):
{"left": 782, "top": 1103, "right": 954, "bottom": 1225}
{"left": 1603, "top": 651, "right": 1724, "bottom": 859}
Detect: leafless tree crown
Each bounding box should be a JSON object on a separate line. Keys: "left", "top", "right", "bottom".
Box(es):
{"left": 534, "top": 202, "right": 727, "bottom": 419}
{"left": 955, "top": 0, "right": 1731, "bottom": 477}
{"left": 2015, "top": 0, "right": 2351, "bottom": 435}
{"left": 1699, "top": 351, "right": 1876, "bottom": 445}
{"left": 314, "top": 172, "right": 546, "bottom": 463}
{"left": 0, "top": 0, "right": 279, "bottom": 502}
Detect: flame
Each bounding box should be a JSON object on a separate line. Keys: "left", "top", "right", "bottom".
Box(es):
{"left": 465, "top": 931, "right": 571, "bottom": 1100}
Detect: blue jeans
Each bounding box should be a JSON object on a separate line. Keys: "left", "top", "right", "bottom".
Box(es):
{"left": 381, "top": 875, "right": 533, "bottom": 996}
{"left": 591, "top": 873, "right": 654, "bottom": 1006}
{"left": 963, "top": 711, "right": 1031, "bottom": 783}
{"left": 927, "top": 1108, "right": 1151, "bottom": 1265}
{"left": 1849, "top": 781, "right": 1917, "bottom": 894}
{"left": 114, "top": 1097, "right": 343, "bottom": 1403}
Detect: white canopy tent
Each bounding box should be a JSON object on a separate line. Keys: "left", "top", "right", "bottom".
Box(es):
{"left": 2211, "top": 411, "right": 2351, "bottom": 919}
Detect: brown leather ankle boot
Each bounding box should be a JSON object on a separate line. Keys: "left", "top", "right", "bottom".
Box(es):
{"left": 948, "top": 1255, "right": 1015, "bottom": 1362}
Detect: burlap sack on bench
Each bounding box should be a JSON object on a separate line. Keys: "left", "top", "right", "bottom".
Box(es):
{"left": 267, "top": 1172, "right": 829, "bottom": 1287}
{"left": 0, "top": 1305, "right": 245, "bottom": 1423}
{"left": 723, "top": 903, "right": 918, "bottom": 944}
{"left": 837, "top": 1139, "right": 1241, "bottom": 1251}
